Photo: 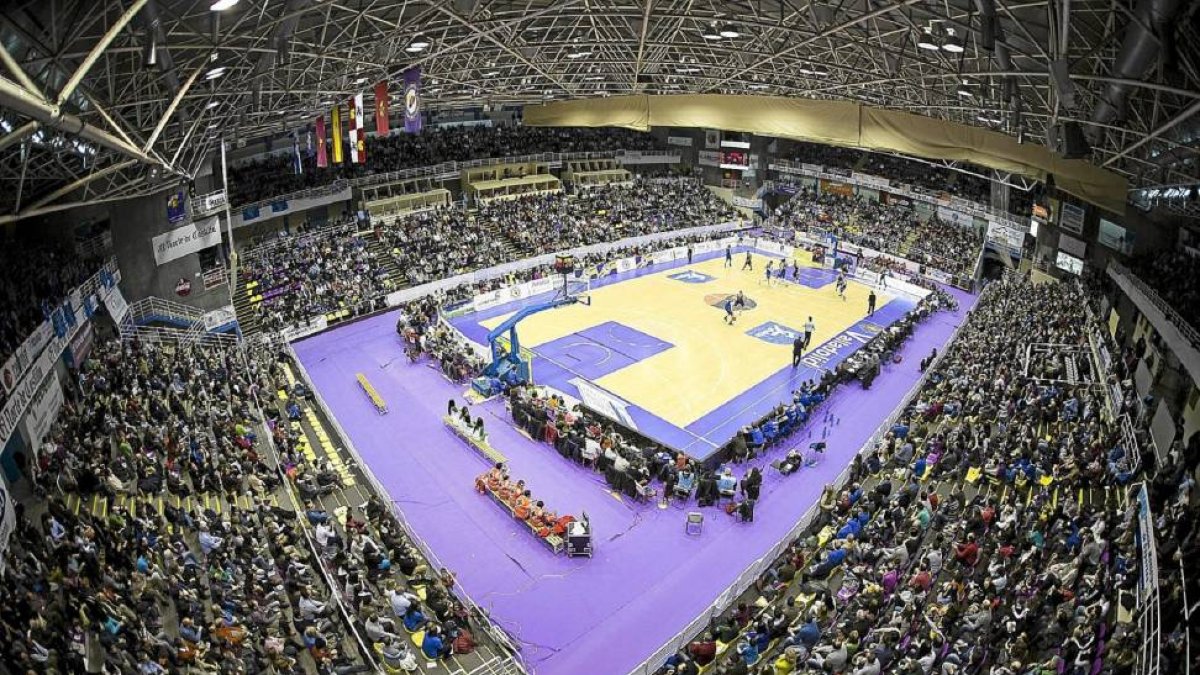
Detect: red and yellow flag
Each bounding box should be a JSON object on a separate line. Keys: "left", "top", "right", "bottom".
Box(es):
{"left": 315, "top": 115, "right": 327, "bottom": 168}
{"left": 374, "top": 81, "right": 389, "bottom": 135}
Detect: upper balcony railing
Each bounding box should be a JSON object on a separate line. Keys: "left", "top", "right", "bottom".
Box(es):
{"left": 230, "top": 149, "right": 682, "bottom": 212}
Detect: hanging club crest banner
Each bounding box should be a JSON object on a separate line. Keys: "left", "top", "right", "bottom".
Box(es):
{"left": 166, "top": 189, "right": 187, "bottom": 224}
{"left": 403, "top": 67, "right": 422, "bottom": 133}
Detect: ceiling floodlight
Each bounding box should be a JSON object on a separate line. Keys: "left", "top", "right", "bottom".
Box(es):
{"left": 957, "top": 78, "right": 977, "bottom": 97}
{"left": 701, "top": 23, "right": 722, "bottom": 40}
{"left": 206, "top": 99, "right": 220, "bottom": 109}
{"left": 917, "top": 26, "right": 940, "bottom": 50}
{"left": 205, "top": 66, "right": 228, "bottom": 80}
{"left": 410, "top": 35, "right": 430, "bottom": 49}
{"left": 720, "top": 24, "right": 740, "bottom": 38}
{"left": 566, "top": 50, "right": 592, "bottom": 59}
{"left": 942, "top": 28, "right": 964, "bottom": 53}
{"left": 209, "top": 0, "right": 240, "bottom": 10}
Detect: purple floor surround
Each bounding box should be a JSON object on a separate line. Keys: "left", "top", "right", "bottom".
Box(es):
{"left": 293, "top": 285, "right": 977, "bottom": 675}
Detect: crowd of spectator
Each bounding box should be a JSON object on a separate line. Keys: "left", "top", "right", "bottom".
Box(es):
{"left": 658, "top": 277, "right": 1149, "bottom": 675}
{"left": 0, "top": 338, "right": 362, "bottom": 673}
{"left": 243, "top": 181, "right": 737, "bottom": 334}
{"left": 768, "top": 189, "right": 984, "bottom": 276}
{"left": 0, "top": 334, "right": 501, "bottom": 673}
{"left": 481, "top": 179, "right": 736, "bottom": 255}
{"left": 1128, "top": 249, "right": 1200, "bottom": 335}
{"left": 0, "top": 237, "right": 102, "bottom": 381}
{"left": 780, "top": 141, "right": 1035, "bottom": 216}
{"left": 239, "top": 219, "right": 391, "bottom": 334}
{"left": 228, "top": 126, "right": 664, "bottom": 206}
{"left": 381, "top": 208, "right": 508, "bottom": 286}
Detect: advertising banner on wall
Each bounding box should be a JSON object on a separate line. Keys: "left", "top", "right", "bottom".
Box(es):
{"left": 667, "top": 136, "right": 693, "bottom": 147}
{"left": 151, "top": 216, "right": 222, "bottom": 266}
{"left": 698, "top": 150, "right": 721, "bottom": 167}
{"left": 20, "top": 368, "right": 63, "bottom": 452}
{"left": 202, "top": 306, "right": 238, "bottom": 331}
{"left": 0, "top": 322, "right": 52, "bottom": 396}
{"left": 101, "top": 284, "right": 129, "bottom": 324}
{"left": 0, "top": 474, "right": 13, "bottom": 572}
{"left": 936, "top": 206, "right": 974, "bottom": 229}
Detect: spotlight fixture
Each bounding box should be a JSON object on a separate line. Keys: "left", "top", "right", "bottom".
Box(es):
{"left": 209, "top": 0, "right": 239, "bottom": 10}
{"left": 941, "top": 28, "right": 964, "bottom": 53}
{"left": 917, "top": 26, "right": 940, "bottom": 51}
{"left": 719, "top": 24, "right": 740, "bottom": 38}
{"left": 410, "top": 35, "right": 430, "bottom": 49}
{"left": 206, "top": 99, "right": 220, "bottom": 109}
{"left": 204, "top": 66, "right": 228, "bottom": 80}
{"left": 566, "top": 50, "right": 592, "bottom": 59}
{"left": 701, "top": 23, "right": 722, "bottom": 40}
{"left": 956, "top": 78, "right": 977, "bottom": 97}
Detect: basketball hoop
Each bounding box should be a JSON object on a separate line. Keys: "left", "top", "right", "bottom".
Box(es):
{"left": 554, "top": 254, "right": 576, "bottom": 275}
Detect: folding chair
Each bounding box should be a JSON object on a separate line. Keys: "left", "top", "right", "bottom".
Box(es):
{"left": 685, "top": 512, "right": 704, "bottom": 535}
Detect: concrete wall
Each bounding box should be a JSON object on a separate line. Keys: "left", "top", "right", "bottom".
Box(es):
{"left": 108, "top": 191, "right": 233, "bottom": 312}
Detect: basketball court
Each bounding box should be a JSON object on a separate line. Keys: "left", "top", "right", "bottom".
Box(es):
{"left": 448, "top": 245, "right": 920, "bottom": 459}
{"left": 290, "top": 242, "right": 973, "bottom": 674}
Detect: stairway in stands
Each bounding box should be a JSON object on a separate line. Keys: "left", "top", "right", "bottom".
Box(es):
{"left": 232, "top": 272, "right": 262, "bottom": 339}
{"left": 367, "top": 234, "right": 405, "bottom": 288}
{"left": 479, "top": 214, "right": 526, "bottom": 258}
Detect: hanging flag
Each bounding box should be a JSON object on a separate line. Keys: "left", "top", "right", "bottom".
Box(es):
{"left": 353, "top": 93, "right": 366, "bottom": 164}
{"left": 403, "top": 66, "right": 422, "bottom": 133}
{"left": 291, "top": 133, "right": 303, "bottom": 175}
{"left": 374, "top": 81, "right": 389, "bottom": 134}
{"left": 331, "top": 104, "right": 344, "bottom": 164}
{"left": 348, "top": 96, "right": 359, "bottom": 164}
{"left": 315, "top": 115, "right": 328, "bottom": 168}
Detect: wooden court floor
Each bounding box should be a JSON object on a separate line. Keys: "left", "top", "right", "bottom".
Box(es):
{"left": 480, "top": 253, "right": 894, "bottom": 428}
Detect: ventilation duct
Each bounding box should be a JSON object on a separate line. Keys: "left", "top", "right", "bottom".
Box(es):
{"left": 1088, "top": 0, "right": 1183, "bottom": 140}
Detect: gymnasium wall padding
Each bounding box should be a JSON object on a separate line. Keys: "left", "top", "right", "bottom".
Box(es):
{"left": 522, "top": 94, "right": 1127, "bottom": 215}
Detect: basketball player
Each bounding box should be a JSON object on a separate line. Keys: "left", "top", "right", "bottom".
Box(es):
{"left": 868, "top": 290, "right": 877, "bottom": 316}
{"left": 764, "top": 260, "right": 774, "bottom": 286}
{"left": 724, "top": 296, "right": 738, "bottom": 325}
{"left": 742, "top": 251, "right": 753, "bottom": 271}
{"left": 835, "top": 271, "right": 848, "bottom": 300}
{"left": 803, "top": 316, "right": 815, "bottom": 349}
{"left": 790, "top": 260, "right": 799, "bottom": 281}
{"left": 725, "top": 245, "right": 733, "bottom": 268}
{"left": 734, "top": 291, "right": 747, "bottom": 310}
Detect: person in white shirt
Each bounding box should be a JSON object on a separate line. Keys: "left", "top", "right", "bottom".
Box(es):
{"left": 388, "top": 588, "right": 419, "bottom": 618}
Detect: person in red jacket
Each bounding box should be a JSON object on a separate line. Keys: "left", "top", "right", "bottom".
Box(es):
{"left": 954, "top": 532, "right": 980, "bottom": 567}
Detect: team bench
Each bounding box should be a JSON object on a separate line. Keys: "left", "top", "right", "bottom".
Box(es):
{"left": 356, "top": 373, "right": 388, "bottom": 414}
{"left": 444, "top": 415, "right": 507, "bottom": 465}
{"left": 484, "top": 489, "right": 566, "bottom": 555}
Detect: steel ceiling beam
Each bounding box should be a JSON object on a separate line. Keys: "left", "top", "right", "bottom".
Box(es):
{"left": 0, "top": 120, "right": 39, "bottom": 153}
{"left": 0, "top": 75, "right": 172, "bottom": 169}
{"left": 56, "top": 0, "right": 149, "bottom": 106}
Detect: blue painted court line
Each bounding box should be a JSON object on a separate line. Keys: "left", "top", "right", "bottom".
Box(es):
{"left": 533, "top": 321, "right": 673, "bottom": 381}
{"left": 683, "top": 298, "right": 914, "bottom": 449}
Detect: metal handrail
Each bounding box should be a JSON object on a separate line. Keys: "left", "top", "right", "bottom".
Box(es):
{"left": 231, "top": 149, "right": 681, "bottom": 209}
{"left": 287, "top": 347, "right": 527, "bottom": 672}
{"left": 1109, "top": 262, "right": 1200, "bottom": 347}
